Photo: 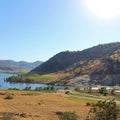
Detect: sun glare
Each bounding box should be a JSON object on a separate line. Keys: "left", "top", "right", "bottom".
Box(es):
{"left": 85, "top": 0, "right": 120, "bottom": 19}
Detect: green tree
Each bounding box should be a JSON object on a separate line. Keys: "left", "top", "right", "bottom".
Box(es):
{"left": 111, "top": 89, "right": 115, "bottom": 95}
{"left": 86, "top": 99, "right": 120, "bottom": 120}
{"left": 99, "top": 87, "right": 108, "bottom": 96}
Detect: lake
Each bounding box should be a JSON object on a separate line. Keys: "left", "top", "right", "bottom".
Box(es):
{"left": 0, "top": 73, "right": 48, "bottom": 90}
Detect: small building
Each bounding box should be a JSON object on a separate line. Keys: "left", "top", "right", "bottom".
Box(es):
{"left": 114, "top": 90, "right": 120, "bottom": 96}
{"left": 91, "top": 87, "right": 99, "bottom": 93}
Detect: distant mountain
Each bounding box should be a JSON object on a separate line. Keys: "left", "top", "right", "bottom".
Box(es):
{"left": 29, "top": 42, "right": 120, "bottom": 86}
{"left": 0, "top": 60, "right": 43, "bottom": 72}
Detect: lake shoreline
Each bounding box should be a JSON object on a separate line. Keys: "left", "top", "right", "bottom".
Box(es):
{"left": 0, "top": 73, "right": 49, "bottom": 90}
{"left": 0, "top": 73, "right": 66, "bottom": 90}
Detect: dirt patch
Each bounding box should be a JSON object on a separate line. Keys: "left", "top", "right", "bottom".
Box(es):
{"left": 0, "top": 91, "right": 90, "bottom": 120}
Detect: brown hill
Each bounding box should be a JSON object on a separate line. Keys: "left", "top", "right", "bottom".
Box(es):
{"left": 55, "top": 49, "right": 120, "bottom": 86}
{"left": 30, "top": 42, "right": 120, "bottom": 75}
{"left": 66, "top": 55, "right": 120, "bottom": 76}
{"left": 29, "top": 42, "right": 120, "bottom": 86}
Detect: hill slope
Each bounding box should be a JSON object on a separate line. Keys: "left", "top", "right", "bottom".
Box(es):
{"left": 29, "top": 42, "right": 120, "bottom": 86}
{"left": 30, "top": 42, "right": 120, "bottom": 75}
{"left": 60, "top": 53, "right": 120, "bottom": 86}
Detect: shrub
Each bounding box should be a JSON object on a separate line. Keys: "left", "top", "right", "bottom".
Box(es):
{"left": 111, "top": 89, "right": 115, "bottom": 95}
{"left": 8, "top": 88, "right": 20, "bottom": 90}
{"left": 99, "top": 87, "right": 108, "bottom": 96}
{"left": 74, "top": 87, "right": 80, "bottom": 92}
{"left": 65, "top": 91, "right": 70, "bottom": 94}
{"left": 34, "top": 87, "right": 42, "bottom": 91}
{"left": 86, "top": 99, "right": 120, "bottom": 120}
{"left": 58, "top": 111, "right": 78, "bottom": 120}
{"left": 24, "top": 86, "right": 31, "bottom": 91}
{"left": 20, "top": 112, "right": 27, "bottom": 117}
{"left": 4, "top": 94, "right": 13, "bottom": 100}
{"left": 0, "top": 113, "right": 16, "bottom": 120}
{"left": 64, "top": 87, "right": 69, "bottom": 90}
{"left": 86, "top": 102, "right": 91, "bottom": 106}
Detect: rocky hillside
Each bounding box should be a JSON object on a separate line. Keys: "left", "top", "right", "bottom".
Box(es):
{"left": 30, "top": 42, "right": 120, "bottom": 75}
{"left": 29, "top": 42, "right": 120, "bottom": 86}
{"left": 61, "top": 54, "right": 120, "bottom": 86}
{"left": 0, "top": 60, "right": 43, "bottom": 72}
{"left": 66, "top": 55, "right": 120, "bottom": 76}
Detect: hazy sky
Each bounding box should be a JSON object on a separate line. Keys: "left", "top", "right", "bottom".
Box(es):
{"left": 0, "top": 0, "right": 120, "bottom": 62}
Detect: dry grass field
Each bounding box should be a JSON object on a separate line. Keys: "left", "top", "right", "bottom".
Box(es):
{"left": 0, "top": 90, "right": 90, "bottom": 120}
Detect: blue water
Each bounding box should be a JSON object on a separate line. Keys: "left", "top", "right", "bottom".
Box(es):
{"left": 0, "top": 73, "right": 48, "bottom": 90}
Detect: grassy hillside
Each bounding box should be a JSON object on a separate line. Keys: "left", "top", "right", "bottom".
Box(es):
{"left": 6, "top": 74, "right": 60, "bottom": 84}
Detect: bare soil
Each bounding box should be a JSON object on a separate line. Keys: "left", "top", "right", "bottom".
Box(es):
{"left": 0, "top": 90, "right": 90, "bottom": 120}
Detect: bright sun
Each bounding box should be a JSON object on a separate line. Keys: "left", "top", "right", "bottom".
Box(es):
{"left": 85, "top": 0, "right": 120, "bottom": 19}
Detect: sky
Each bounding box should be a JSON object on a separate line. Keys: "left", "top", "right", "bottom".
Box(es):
{"left": 0, "top": 0, "right": 120, "bottom": 62}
